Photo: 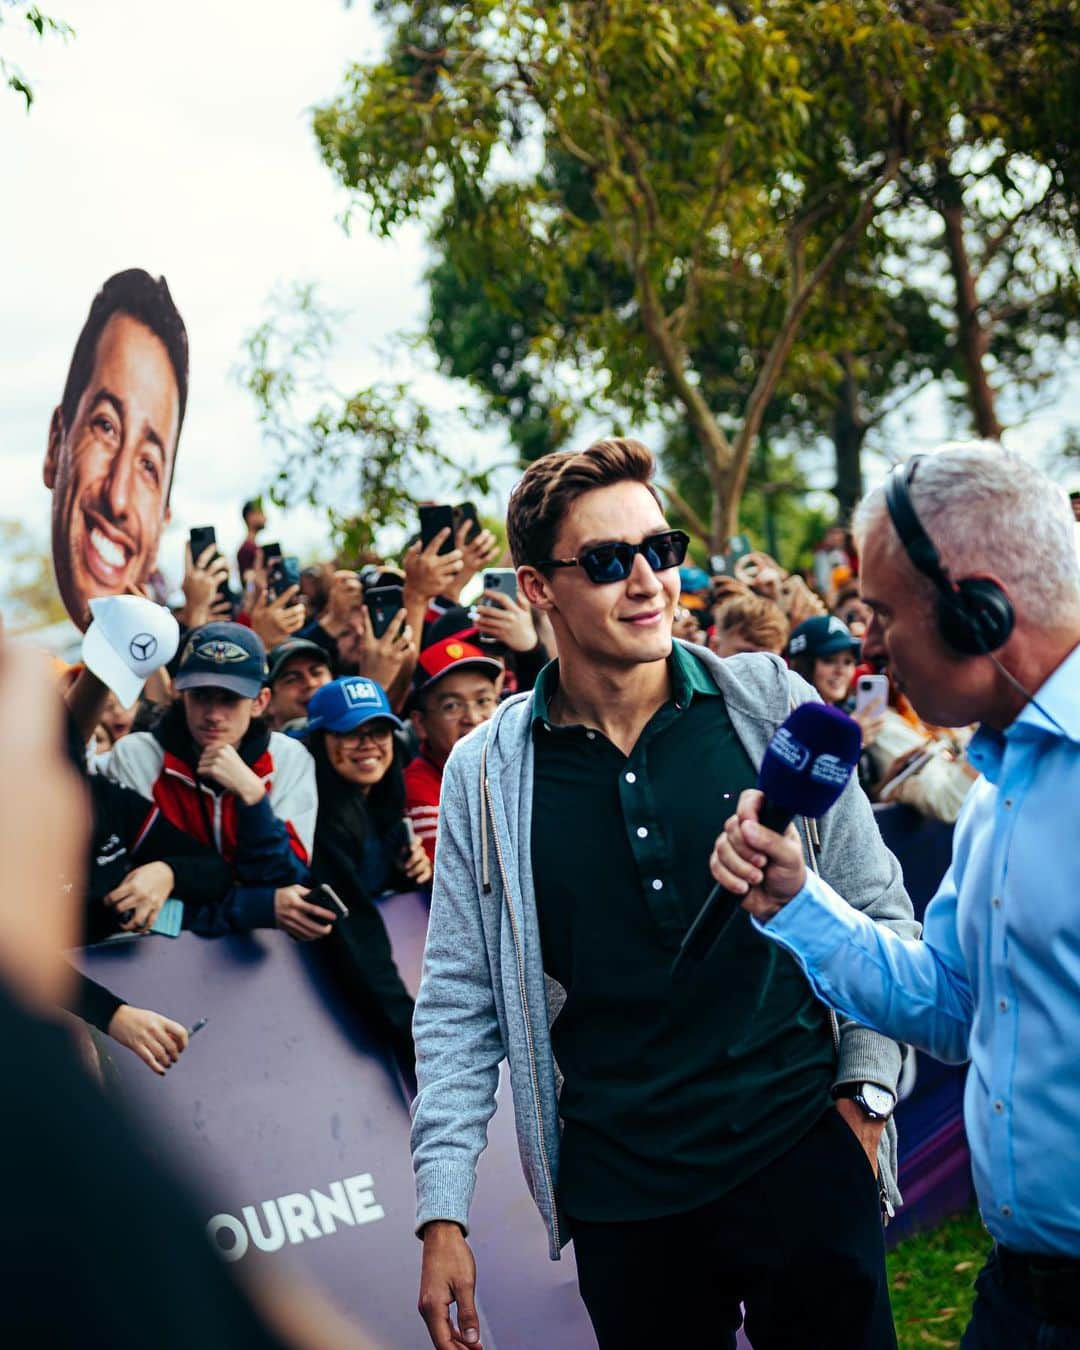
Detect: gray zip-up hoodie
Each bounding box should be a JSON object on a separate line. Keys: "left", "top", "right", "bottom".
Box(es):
{"left": 411, "top": 645, "right": 921, "bottom": 1258}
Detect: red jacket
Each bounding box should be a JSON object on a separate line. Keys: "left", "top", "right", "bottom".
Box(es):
{"left": 404, "top": 747, "right": 445, "bottom": 864}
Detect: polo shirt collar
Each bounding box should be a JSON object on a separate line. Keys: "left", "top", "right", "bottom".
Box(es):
{"left": 531, "top": 642, "right": 719, "bottom": 730}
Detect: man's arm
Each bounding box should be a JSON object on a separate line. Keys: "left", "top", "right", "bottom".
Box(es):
{"left": 412, "top": 750, "right": 504, "bottom": 1350}
{"left": 711, "top": 789, "right": 974, "bottom": 1064}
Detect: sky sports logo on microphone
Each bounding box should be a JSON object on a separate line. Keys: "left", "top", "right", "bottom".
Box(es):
{"left": 768, "top": 727, "right": 810, "bottom": 773}
{"left": 810, "top": 754, "right": 852, "bottom": 788}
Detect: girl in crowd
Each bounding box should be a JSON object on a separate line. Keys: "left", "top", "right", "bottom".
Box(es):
{"left": 302, "top": 677, "right": 430, "bottom": 1091}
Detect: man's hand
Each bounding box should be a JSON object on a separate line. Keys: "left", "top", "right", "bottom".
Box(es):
{"left": 851, "top": 706, "right": 885, "bottom": 749}
{"left": 835, "top": 1098, "right": 884, "bottom": 1178}
{"left": 401, "top": 834, "right": 433, "bottom": 888}
{"left": 454, "top": 525, "right": 500, "bottom": 585}
{"left": 419, "top": 1221, "right": 482, "bottom": 1349}
{"left": 249, "top": 581, "right": 306, "bottom": 650}
{"left": 274, "top": 885, "right": 335, "bottom": 941}
{"left": 104, "top": 861, "right": 175, "bottom": 932}
{"left": 709, "top": 788, "right": 807, "bottom": 922}
{"left": 180, "top": 542, "right": 232, "bottom": 628}
{"left": 353, "top": 607, "right": 417, "bottom": 689}
{"left": 197, "top": 743, "right": 265, "bottom": 806}
{"left": 403, "top": 533, "right": 464, "bottom": 604}
{"left": 107, "top": 1005, "right": 189, "bottom": 1075}
{"left": 472, "top": 591, "right": 538, "bottom": 654}
{"left": 322, "top": 570, "right": 365, "bottom": 635}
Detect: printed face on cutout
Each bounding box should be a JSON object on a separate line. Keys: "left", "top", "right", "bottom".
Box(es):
{"left": 44, "top": 312, "right": 179, "bottom": 629}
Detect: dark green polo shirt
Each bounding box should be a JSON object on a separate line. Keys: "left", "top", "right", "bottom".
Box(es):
{"left": 531, "top": 644, "right": 835, "bottom": 1222}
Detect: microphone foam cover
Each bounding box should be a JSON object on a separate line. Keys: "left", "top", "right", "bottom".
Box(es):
{"left": 757, "top": 701, "right": 862, "bottom": 820}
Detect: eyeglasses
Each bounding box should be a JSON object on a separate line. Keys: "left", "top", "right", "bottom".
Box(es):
{"left": 432, "top": 694, "right": 498, "bottom": 721}
{"left": 535, "top": 529, "right": 689, "bottom": 584}
{"left": 335, "top": 724, "right": 394, "bottom": 747}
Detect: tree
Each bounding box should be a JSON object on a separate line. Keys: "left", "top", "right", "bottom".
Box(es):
{"left": 0, "top": 519, "right": 67, "bottom": 631}
{"left": 235, "top": 284, "right": 493, "bottom": 559}
{"left": 310, "top": 1, "right": 1059, "bottom": 548}
{"left": 1, "top": 2, "right": 72, "bottom": 108}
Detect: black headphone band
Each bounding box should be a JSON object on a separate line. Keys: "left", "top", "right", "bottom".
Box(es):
{"left": 883, "top": 458, "right": 954, "bottom": 592}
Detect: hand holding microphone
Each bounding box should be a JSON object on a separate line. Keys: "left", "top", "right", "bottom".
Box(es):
{"left": 673, "top": 702, "right": 862, "bottom": 975}
{"left": 709, "top": 791, "right": 807, "bottom": 923}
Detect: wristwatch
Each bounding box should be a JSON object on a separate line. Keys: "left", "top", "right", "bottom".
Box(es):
{"left": 832, "top": 1081, "right": 896, "bottom": 1121}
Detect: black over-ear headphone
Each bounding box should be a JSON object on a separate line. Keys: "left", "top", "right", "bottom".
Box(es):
{"left": 883, "top": 457, "right": 1015, "bottom": 655}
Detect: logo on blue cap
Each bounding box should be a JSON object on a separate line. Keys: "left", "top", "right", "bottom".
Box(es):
{"left": 305, "top": 677, "right": 403, "bottom": 736}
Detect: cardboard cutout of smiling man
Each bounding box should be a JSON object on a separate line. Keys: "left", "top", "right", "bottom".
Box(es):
{"left": 44, "top": 269, "right": 189, "bottom": 630}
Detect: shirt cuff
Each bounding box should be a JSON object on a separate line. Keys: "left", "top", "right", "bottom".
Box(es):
{"left": 751, "top": 869, "right": 862, "bottom": 968}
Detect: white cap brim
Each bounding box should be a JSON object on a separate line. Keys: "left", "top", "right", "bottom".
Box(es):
{"left": 82, "top": 621, "right": 146, "bottom": 707}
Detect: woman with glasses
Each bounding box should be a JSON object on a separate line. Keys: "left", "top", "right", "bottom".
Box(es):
{"left": 301, "top": 676, "right": 430, "bottom": 1090}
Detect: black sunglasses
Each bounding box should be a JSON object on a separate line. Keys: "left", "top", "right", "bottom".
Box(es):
{"left": 535, "top": 529, "right": 690, "bottom": 584}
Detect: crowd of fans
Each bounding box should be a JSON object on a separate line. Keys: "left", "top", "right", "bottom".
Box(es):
{"left": 49, "top": 495, "right": 983, "bottom": 1085}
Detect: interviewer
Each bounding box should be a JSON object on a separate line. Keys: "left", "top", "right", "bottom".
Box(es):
{"left": 712, "top": 442, "right": 1080, "bottom": 1346}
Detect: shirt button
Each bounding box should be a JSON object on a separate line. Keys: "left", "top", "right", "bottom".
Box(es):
{"left": 651, "top": 879, "right": 663, "bottom": 891}
{"left": 994, "top": 1100, "right": 1005, "bottom": 1114}
{"left": 1001, "top": 1204, "right": 1012, "bottom": 1218}
{"left": 992, "top": 897, "right": 1002, "bottom": 909}
{"left": 1003, "top": 798, "right": 1013, "bottom": 809}
{"left": 998, "top": 999, "right": 1008, "bottom": 1012}
{"left": 625, "top": 772, "right": 637, "bottom": 784}
{"left": 586, "top": 730, "right": 596, "bottom": 740}
{"left": 637, "top": 826, "right": 648, "bottom": 839}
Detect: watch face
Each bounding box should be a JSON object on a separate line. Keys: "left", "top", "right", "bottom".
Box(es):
{"left": 861, "top": 1084, "right": 895, "bottom": 1117}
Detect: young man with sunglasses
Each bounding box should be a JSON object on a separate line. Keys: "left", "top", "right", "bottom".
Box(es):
{"left": 410, "top": 439, "right": 917, "bottom": 1350}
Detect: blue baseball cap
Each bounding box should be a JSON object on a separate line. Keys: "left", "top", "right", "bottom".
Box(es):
{"left": 787, "top": 615, "right": 861, "bottom": 661}
{"left": 303, "top": 677, "right": 403, "bottom": 735}
{"left": 174, "top": 622, "right": 268, "bottom": 698}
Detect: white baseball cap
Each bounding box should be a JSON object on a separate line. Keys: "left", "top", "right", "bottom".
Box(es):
{"left": 82, "top": 595, "right": 180, "bottom": 706}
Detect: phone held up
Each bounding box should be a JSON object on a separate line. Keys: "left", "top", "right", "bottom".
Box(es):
{"left": 419, "top": 504, "right": 456, "bottom": 556}
{"left": 189, "top": 526, "right": 231, "bottom": 607}
{"left": 854, "top": 673, "right": 889, "bottom": 723}
{"left": 477, "top": 568, "right": 518, "bottom": 649}
{"left": 365, "top": 584, "right": 405, "bottom": 640}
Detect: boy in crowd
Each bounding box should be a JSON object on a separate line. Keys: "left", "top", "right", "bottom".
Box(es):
{"left": 404, "top": 635, "right": 502, "bottom": 863}
{"left": 265, "top": 638, "right": 334, "bottom": 731}
{"left": 709, "top": 590, "right": 790, "bottom": 658}
{"left": 107, "top": 621, "right": 323, "bottom": 939}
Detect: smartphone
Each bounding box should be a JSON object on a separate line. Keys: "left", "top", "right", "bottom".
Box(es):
{"left": 419, "top": 504, "right": 456, "bottom": 555}
{"left": 855, "top": 673, "right": 889, "bottom": 722}
{"left": 313, "top": 883, "right": 349, "bottom": 920}
{"left": 877, "top": 747, "right": 937, "bottom": 802}
{"left": 189, "top": 527, "right": 230, "bottom": 607}
{"left": 709, "top": 534, "right": 752, "bottom": 577}
{"left": 482, "top": 568, "right": 518, "bottom": 603}
{"left": 403, "top": 817, "right": 417, "bottom": 849}
{"left": 476, "top": 568, "right": 517, "bottom": 648}
{"left": 454, "top": 501, "right": 482, "bottom": 543}
{"left": 189, "top": 525, "right": 218, "bottom": 567}
{"left": 268, "top": 555, "right": 301, "bottom": 599}
{"left": 365, "top": 583, "right": 404, "bottom": 639}
{"left": 188, "top": 1016, "right": 209, "bottom": 1037}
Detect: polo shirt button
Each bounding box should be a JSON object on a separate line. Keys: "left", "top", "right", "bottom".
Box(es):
{"left": 586, "top": 730, "right": 596, "bottom": 740}
{"left": 994, "top": 1100, "right": 1004, "bottom": 1113}
{"left": 992, "top": 897, "right": 1002, "bottom": 909}
{"left": 1001, "top": 1204, "right": 1012, "bottom": 1218}
{"left": 998, "top": 999, "right": 1008, "bottom": 1012}
{"left": 625, "top": 772, "right": 637, "bottom": 784}
{"left": 637, "top": 827, "right": 648, "bottom": 839}
{"left": 1003, "top": 798, "right": 1013, "bottom": 808}
{"left": 651, "top": 879, "right": 663, "bottom": 891}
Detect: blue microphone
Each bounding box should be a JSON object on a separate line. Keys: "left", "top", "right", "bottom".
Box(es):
{"left": 672, "top": 702, "right": 862, "bottom": 975}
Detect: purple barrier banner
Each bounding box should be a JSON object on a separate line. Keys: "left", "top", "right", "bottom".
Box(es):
{"left": 75, "top": 929, "right": 483, "bottom": 1350}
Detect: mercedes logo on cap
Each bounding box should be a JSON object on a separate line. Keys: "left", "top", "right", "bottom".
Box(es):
{"left": 129, "top": 633, "right": 158, "bottom": 663}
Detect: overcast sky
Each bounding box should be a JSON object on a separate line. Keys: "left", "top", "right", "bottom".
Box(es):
{"left": 3, "top": 0, "right": 1077, "bottom": 615}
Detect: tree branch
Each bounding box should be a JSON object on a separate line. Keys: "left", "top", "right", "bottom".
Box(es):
{"left": 654, "top": 480, "right": 711, "bottom": 546}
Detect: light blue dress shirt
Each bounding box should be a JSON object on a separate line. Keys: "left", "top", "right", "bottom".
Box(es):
{"left": 760, "top": 644, "right": 1080, "bottom": 1256}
